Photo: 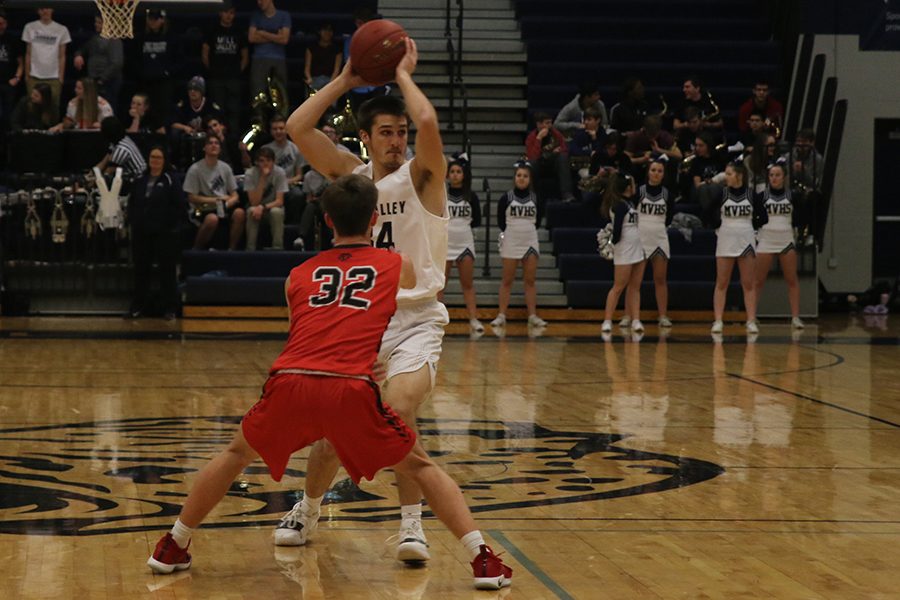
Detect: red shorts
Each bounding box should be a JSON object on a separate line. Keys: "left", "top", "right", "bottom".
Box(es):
{"left": 241, "top": 372, "right": 416, "bottom": 483}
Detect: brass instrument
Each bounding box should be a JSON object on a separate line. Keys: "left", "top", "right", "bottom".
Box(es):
{"left": 329, "top": 97, "right": 368, "bottom": 161}
{"left": 764, "top": 117, "right": 782, "bottom": 139}
{"left": 241, "top": 72, "right": 290, "bottom": 153}
{"left": 704, "top": 90, "right": 721, "bottom": 123}
{"left": 657, "top": 94, "right": 669, "bottom": 118}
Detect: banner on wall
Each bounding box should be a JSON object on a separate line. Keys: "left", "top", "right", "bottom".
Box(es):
{"left": 861, "top": 0, "right": 900, "bottom": 50}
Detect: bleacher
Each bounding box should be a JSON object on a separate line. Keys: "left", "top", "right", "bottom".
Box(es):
{"left": 515, "top": 0, "right": 781, "bottom": 131}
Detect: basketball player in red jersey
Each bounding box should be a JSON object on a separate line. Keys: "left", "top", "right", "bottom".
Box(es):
{"left": 279, "top": 37, "right": 451, "bottom": 565}
{"left": 147, "top": 175, "right": 512, "bottom": 590}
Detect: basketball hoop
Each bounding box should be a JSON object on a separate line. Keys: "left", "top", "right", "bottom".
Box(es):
{"left": 95, "top": 0, "right": 140, "bottom": 39}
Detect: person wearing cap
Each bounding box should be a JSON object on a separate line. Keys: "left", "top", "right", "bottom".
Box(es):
{"left": 172, "top": 75, "right": 223, "bottom": 135}
{"left": 133, "top": 8, "right": 176, "bottom": 131}
{"left": 202, "top": 1, "right": 247, "bottom": 135}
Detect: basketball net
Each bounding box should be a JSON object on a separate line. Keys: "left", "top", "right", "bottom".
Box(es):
{"left": 95, "top": 0, "right": 140, "bottom": 39}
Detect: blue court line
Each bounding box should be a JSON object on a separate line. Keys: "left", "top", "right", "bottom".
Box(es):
{"left": 488, "top": 529, "right": 576, "bottom": 600}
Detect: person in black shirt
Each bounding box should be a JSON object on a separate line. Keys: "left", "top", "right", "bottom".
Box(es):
{"left": 589, "top": 132, "right": 633, "bottom": 177}
{"left": 609, "top": 77, "right": 649, "bottom": 134}
{"left": 673, "top": 76, "right": 722, "bottom": 132}
{"left": 11, "top": 81, "right": 56, "bottom": 131}
{"left": 126, "top": 92, "right": 164, "bottom": 134}
{"left": 127, "top": 145, "right": 185, "bottom": 320}
{"left": 304, "top": 23, "right": 342, "bottom": 95}
{"left": 132, "top": 9, "right": 176, "bottom": 128}
{"left": 202, "top": 2, "right": 248, "bottom": 134}
{"left": 0, "top": 10, "right": 24, "bottom": 130}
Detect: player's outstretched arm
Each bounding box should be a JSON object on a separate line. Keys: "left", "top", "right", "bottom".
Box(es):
{"left": 399, "top": 253, "right": 417, "bottom": 290}
{"left": 285, "top": 62, "right": 365, "bottom": 180}
{"left": 395, "top": 37, "right": 447, "bottom": 217}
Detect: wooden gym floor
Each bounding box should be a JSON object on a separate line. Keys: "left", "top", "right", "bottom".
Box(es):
{"left": 0, "top": 314, "right": 898, "bottom": 599}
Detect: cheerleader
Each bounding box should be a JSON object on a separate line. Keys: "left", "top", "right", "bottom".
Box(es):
{"left": 710, "top": 162, "right": 768, "bottom": 334}
{"left": 601, "top": 172, "right": 646, "bottom": 333}
{"left": 441, "top": 157, "right": 484, "bottom": 332}
{"left": 637, "top": 158, "right": 674, "bottom": 327}
{"left": 491, "top": 162, "right": 547, "bottom": 329}
{"left": 754, "top": 163, "right": 804, "bottom": 329}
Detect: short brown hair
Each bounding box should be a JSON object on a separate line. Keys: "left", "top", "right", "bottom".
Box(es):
{"left": 357, "top": 96, "right": 407, "bottom": 134}
{"left": 321, "top": 174, "right": 379, "bottom": 236}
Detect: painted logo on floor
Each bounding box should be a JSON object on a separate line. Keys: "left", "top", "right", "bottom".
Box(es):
{"left": 0, "top": 417, "right": 724, "bottom": 535}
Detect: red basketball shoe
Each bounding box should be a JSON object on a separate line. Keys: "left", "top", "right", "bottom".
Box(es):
{"left": 147, "top": 533, "right": 192, "bottom": 574}
{"left": 471, "top": 544, "right": 512, "bottom": 590}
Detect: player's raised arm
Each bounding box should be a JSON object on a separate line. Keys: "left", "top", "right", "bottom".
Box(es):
{"left": 395, "top": 37, "right": 447, "bottom": 216}
{"left": 285, "top": 61, "right": 365, "bottom": 180}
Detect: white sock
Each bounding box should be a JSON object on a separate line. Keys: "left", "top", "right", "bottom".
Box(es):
{"left": 170, "top": 519, "right": 193, "bottom": 549}
{"left": 400, "top": 503, "right": 422, "bottom": 528}
{"left": 301, "top": 494, "right": 323, "bottom": 515}
{"left": 460, "top": 530, "right": 485, "bottom": 561}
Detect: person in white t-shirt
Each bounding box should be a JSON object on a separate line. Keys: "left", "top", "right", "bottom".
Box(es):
{"left": 60, "top": 77, "right": 113, "bottom": 130}
{"left": 21, "top": 8, "right": 70, "bottom": 112}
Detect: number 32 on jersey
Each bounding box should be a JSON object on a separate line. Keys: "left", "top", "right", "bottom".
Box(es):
{"left": 309, "top": 266, "right": 377, "bottom": 310}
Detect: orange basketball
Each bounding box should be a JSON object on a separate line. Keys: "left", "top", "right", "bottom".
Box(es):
{"left": 349, "top": 19, "right": 407, "bottom": 86}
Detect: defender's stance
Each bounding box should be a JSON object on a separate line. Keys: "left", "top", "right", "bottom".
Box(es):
{"left": 147, "top": 175, "right": 512, "bottom": 590}
{"left": 277, "top": 37, "right": 449, "bottom": 565}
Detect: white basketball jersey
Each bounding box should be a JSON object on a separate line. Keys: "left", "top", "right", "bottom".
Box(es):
{"left": 762, "top": 189, "right": 793, "bottom": 232}
{"left": 354, "top": 161, "right": 449, "bottom": 303}
{"left": 637, "top": 184, "right": 668, "bottom": 231}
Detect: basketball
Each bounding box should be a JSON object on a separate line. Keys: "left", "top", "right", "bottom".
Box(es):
{"left": 349, "top": 19, "right": 407, "bottom": 86}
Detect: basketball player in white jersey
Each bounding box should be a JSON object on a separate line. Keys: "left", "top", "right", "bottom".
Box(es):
{"left": 277, "top": 37, "right": 452, "bottom": 564}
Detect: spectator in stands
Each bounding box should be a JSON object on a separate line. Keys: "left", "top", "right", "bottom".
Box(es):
{"left": 525, "top": 112, "right": 575, "bottom": 202}
{"left": 744, "top": 132, "right": 773, "bottom": 194}
{"left": 134, "top": 9, "right": 175, "bottom": 129}
{"left": 554, "top": 79, "right": 608, "bottom": 137}
{"left": 569, "top": 107, "right": 606, "bottom": 158}
{"left": 673, "top": 76, "right": 722, "bottom": 131}
{"left": 202, "top": 1, "right": 248, "bottom": 135}
{"left": 491, "top": 161, "right": 547, "bottom": 331}
{"left": 97, "top": 116, "right": 147, "bottom": 180}
{"left": 0, "top": 10, "right": 24, "bottom": 130}
{"left": 294, "top": 123, "right": 352, "bottom": 250}
{"left": 263, "top": 114, "right": 305, "bottom": 222}
{"left": 127, "top": 145, "right": 184, "bottom": 320}
{"left": 126, "top": 92, "right": 165, "bottom": 134}
{"left": 589, "top": 131, "right": 632, "bottom": 177}
{"left": 184, "top": 135, "right": 244, "bottom": 250}
{"left": 173, "top": 76, "right": 222, "bottom": 136}
{"left": 205, "top": 115, "right": 248, "bottom": 174}
{"left": 304, "top": 23, "right": 341, "bottom": 94}
{"left": 74, "top": 14, "right": 123, "bottom": 110}
{"left": 344, "top": 8, "right": 380, "bottom": 112}
{"left": 674, "top": 106, "right": 703, "bottom": 154}
{"left": 62, "top": 77, "right": 113, "bottom": 130}
{"left": 687, "top": 131, "right": 724, "bottom": 217}
{"left": 248, "top": 0, "right": 291, "bottom": 101}
{"left": 243, "top": 145, "right": 287, "bottom": 251}
{"left": 610, "top": 77, "right": 649, "bottom": 134}
{"left": 600, "top": 172, "right": 645, "bottom": 334}
{"left": 737, "top": 80, "right": 783, "bottom": 135}
{"left": 624, "top": 115, "right": 682, "bottom": 181}
{"left": 740, "top": 110, "right": 769, "bottom": 148}
{"left": 709, "top": 162, "right": 766, "bottom": 335}
{"left": 790, "top": 128, "right": 824, "bottom": 246}
{"left": 21, "top": 7, "right": 70, "bottom": 112}
{"left": 11, "top": 81, "right": 56, "bottom": 132}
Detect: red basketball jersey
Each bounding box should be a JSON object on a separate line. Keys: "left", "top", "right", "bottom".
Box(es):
{"left": 270, "top": 244, "right": 401, "bottom": 377}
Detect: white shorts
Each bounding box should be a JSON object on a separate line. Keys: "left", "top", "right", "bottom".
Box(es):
{"left": 756, "top": 228, "right": 795, "bottom": 254}
{"left": 379, "top": 298, "right": 449, "bottom": 383}
{"left": 716, "top": 227, "right": 756, "bottom": 258}
{"left": 639, "top": 226, "right": 670, "bottom": 259}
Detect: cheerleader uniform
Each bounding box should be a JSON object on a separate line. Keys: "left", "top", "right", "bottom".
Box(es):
{"left": 636, "top": 183, "right": 673, "bottom": 259}
{"left": 712, "top": 186, "right": 767, "bottom": 258}
{"left": 446, "top": 186, "right": 482, "bottom": 262}
{"left": 756, "top": 187, "right": 795, "bottom": 254}
{"left": 610, "top": 199, "right": 645, "bottom": 265}
{"left": 497, "top": 187, "right": 541, "bottom": 260}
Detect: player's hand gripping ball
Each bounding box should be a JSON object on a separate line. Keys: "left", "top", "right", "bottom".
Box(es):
{"left": 349, "top": 19, "right": 408, "bottom": 85}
